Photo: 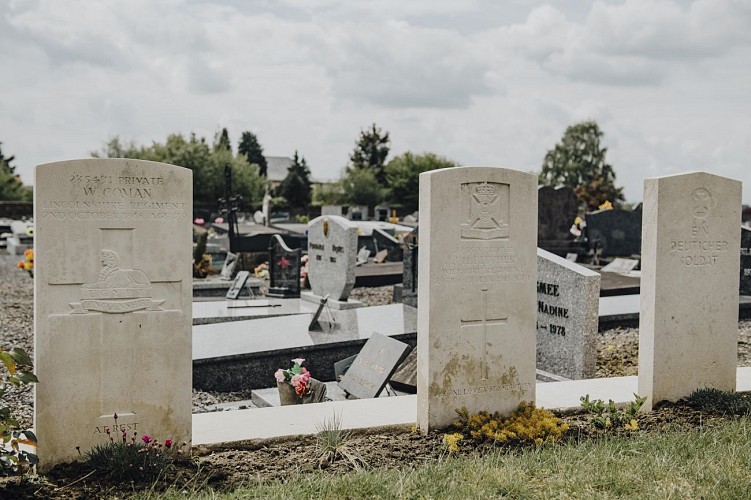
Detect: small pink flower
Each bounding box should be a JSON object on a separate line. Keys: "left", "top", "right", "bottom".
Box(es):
{"left": 105, "top": 427, "right": 110, "bottom": 435}
{"left": 290, "top": 374, "right": 305, "bottom": 387}
{"left": 165, "top": 439, "right": 173, "bottom": 448}
{"left": 291, "top": 358, "right": 305, "bottom": 366}
{"left": 274, "top": 369, "right": 286, "bottom": 382}
{"left": 301, "top": 367, "right": 310, "bottom": 376}
{"left": 279, "top": 257, "right": 291, "bottom": 268}
{"left": 142, "top": 435, "right": 152, "bottom": 444}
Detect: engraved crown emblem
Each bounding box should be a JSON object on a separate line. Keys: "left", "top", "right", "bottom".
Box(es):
{"left": 475, "top": 182, "right": 496, "bottom": 195}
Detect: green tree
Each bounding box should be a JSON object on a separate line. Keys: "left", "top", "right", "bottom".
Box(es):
{"left": 539, "top": 121, "right": 625, "bottom": 210}
{"left": 312, "top": 181, "right": 345, "bottom": 206}
{"left": 0, "top": 143, "right": 32, "bottom": 201}
{"left": 93, "top": 132, "right": 266, "bottom": 208}
{"left": 385, "top": 152, "right": 457, "bottom": 213}
{"left": 340, "top": 168, "right": 387, "bottom": 208}
{"left": 238, "top": 131, "right": 268, "bottom": 177}
{"left": 348, "top": 123, "right": 390, "bottom": 186}
{"left": 277, "top": 151, "right": 312, "bottom": 209}
{"left": 214, "top": 127, "right": 232, "bottom": 153}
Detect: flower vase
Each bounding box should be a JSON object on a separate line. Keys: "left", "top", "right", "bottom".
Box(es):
{"left": 277, "top": 381, "right": 303, "bottom": 406}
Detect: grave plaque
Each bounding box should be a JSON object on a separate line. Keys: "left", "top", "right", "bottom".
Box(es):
{"left": 267, "top": 235, "right": 301, "bottom": 298}
{"left": 34, "top": 159, "right": 192, "bottom": 470}
{"left": 226, "top": 271, "right": 251, "bottom": 299}
{"left": 338, "top": 332, "right": 411, "bottom": 399}
{"left": 418, "top": 167, "right": 537, "bottom": 431}
{"left": 536, "top": 248, "right": 600, "bottom": 380}
{"left": 306, "top": 215, "right": 357, "bottom": 301}
{"left": 639, "top": 172, "right": 741, "bottom": 411}
{"left": 741, "top": 227, "right": 751, "bottom": 296}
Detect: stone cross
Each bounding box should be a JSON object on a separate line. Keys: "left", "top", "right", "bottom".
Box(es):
{"left": 460, "top": 288, "right": 507, "bottom": 380}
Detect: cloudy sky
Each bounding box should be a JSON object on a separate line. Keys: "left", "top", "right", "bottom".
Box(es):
{"left": 1, "top": 0, "right": 749, "bottom": 203}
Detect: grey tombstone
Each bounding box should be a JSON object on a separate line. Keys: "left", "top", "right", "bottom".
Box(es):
{"left": 372, "top": 228, "right": 402, "bottom": 262}
{"left": 536, "top": 248, "right": 601, "bottom": 380}
{"left": 585, "top": 206, "right": 643, "bottom": 257}
{"left": 34, "top": 159, "right": 192, "bottom": 470}
{"left": 537, "top": 186, "right": 579, "bottom": 256}
{"left": 338, "top": 332, "right": 411, "bottom": 399}
{"left": 639, "top": 172, "right": 741, "bottom": 411}
{"left": 303, "top": 215, "right": 360, "bottom": 308}
{"left": 226, "top": 271, "right": 251, "bottom": 299}
{"left": 219, "top": 251, "right": 238, "bottom": 280}
{"left": 741, "top": 227, "right": 751, "bottom": 296}
{"left": 267, "top": 235, "right": 302, "bottom": 298}
{"left": 418, "top": 167, "right": 538, "bottom": 431}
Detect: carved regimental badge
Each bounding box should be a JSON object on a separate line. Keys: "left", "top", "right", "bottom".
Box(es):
{"left": 70, "top": 249, "right": 165, "bottom": 314}
{"left": 460, "top": 182, "right": 510, "bottom": 240}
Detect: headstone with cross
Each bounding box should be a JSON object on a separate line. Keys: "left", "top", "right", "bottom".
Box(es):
{"left": 417, "top": 166, "right": 537, "bottom": 431}
{"left": 34, "top": 159, "right": 193, "bottom": 471}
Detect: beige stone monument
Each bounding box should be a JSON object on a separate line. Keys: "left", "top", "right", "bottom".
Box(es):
{"left": 639, "top": 171, "right": 741, "bottom": 411}
{"left": 34, "top": 159, "right": 192, "bottom": 469}
{"left": 417, "top": 167, "right": 537, "bottom": 431}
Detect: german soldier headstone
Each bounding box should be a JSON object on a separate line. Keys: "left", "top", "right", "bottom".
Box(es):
{"left": 34, "top": 159, "right": 192, "bottom": 470}
{"left": 639, "top": 172, "right": 741, "bottom": 410}
{"left": 418, "top": 167, "right": 537, "bottom": 431}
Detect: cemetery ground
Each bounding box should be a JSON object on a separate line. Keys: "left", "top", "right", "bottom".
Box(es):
{"left": 3, "top": 254, "right": 751, "bottom": 498}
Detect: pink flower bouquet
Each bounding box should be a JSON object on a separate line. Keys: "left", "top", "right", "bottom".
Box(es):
{"left": 275, "top": 358, "right": 312, "bottom": 397}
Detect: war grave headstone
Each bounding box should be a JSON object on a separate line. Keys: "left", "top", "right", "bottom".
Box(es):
{"left": 302, "top": 215, "right": 363, "bottom": 309}
{"left": 34, "top": 159, "right": 192, "bottom": 470}
{"left": 339, "top": 332, "right": 411, "bottom": 399}
{"left": 418, "top": 167, "right": 537, "bottom": 431}
{"left": 267, "top": 234, "right": 302, "bottom": 298}
{"left": 536, "top": 248, "right": 600, "bottom": 380}
{"left": 740, "top": 226, "right": 751, "bottom": 296}
{"left": 585, "top": 206, "right": 642, "bottom": 257}
{"left": 537, "top": 185, "right": 579, "bottom": 256}
{"left": 639, "top": 172, "right": 741, "bottom": 411}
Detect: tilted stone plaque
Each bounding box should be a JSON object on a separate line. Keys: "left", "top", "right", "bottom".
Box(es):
{"left": 418, "top": 167, "right": 537, "bottom": 431}
{"left": 536, "top": 248, "right": 600, "bottom": 380}
{"left": 34, "top": 159, "right": 192, "bottom": 470}
{"left": 306, "top": 215, "right": 357, "bottom": 301}
{"left": 338, "top": 332, "right": 411, "bottom": 399}
{"left": 639, "top": 172, "right": 741, "bottom": 410}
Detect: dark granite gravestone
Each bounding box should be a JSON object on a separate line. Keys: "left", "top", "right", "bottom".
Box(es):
{"left": 267, "top": 235, "right": 302, "bottom": 298}
{"left": 585, "top": 206, "right": 643, "bottom": 257}
{"left": 402, "top": 227, "right": 418, "bottom": 308}
{"left": 538, "top": 186, "right": 579, "bottom": 256}
{"left": 741, "top": 227, "right": 751, "bottom": 296}
{"left": 372, "top": 228, "right": 402, "bottom": 262}
{"left": 338, "top": 332, "right": 411, "bottom": 399}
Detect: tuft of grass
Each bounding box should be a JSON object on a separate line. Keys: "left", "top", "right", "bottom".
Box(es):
{"left": 85, "top": 441, "right": 174, "bottom": 483}
{"left": 144, "top": 417, "right": 751, "bottom": 499}
{"left": 686, "top": 388, "right": 751, "bottom": 416}
{"left": 315, "top": 412, "right": 364, "bottom": 470}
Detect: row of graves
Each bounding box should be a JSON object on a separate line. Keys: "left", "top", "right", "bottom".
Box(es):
{"left": 32, "top": 158, "right": 750, "bottom": 470}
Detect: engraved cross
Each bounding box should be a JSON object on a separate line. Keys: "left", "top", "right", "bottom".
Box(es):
{"left": 461, "top": 288, "right": 507, "bottom": 381}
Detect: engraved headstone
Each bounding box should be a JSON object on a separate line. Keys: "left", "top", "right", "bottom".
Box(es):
{"left": 418, "top": 167, "right": 537, "bottom": 431}
{"left": 338, "top": 332, "right": 411, "bottom": 399}
{"left": 639, "top": 172, "right": 741, "bottom": 411}
{"left": 536, "top": 248, "right": 600, "bottom": 380}
{"left": 740, "top": 227, "right": 751, "bottom": 296}
{"left": 585, "top": 207, "right": 642, "bottom": 257}
{"left": 34, "top": 159, "right": 192, "bottom": 470}
{"left": 267, "top": 235, "right": 301, "bottom": 298}
{"left": 304, "top": 215, "right": 357, "bottom": 303}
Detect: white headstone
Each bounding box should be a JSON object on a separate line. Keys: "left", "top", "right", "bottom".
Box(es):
{"left": 536, "top": 248, "right": 601, "bottom": 380}
{"left": 639, "top": 172, "right": 741, "bottom": 411}
{"left": 306, "top": 215, "right": 357, "bottom": 301}
{"left": 34, "top": 159, "right": 192, "bottom": 470}
{"left": 417, "top": 167, "right": 538, "bottom": 431}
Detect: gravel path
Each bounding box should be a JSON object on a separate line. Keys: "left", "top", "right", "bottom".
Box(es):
{"left": 3, "top": 254, "right": 750, "bottom": 427}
